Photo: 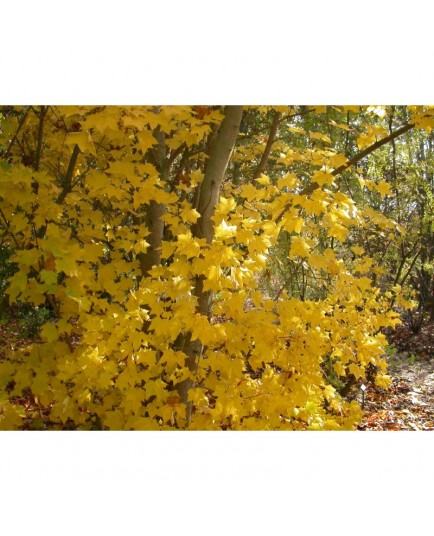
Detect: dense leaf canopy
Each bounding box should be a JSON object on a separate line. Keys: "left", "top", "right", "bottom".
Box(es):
{"left": 0, "top": 105, "right": 433, "bottom": 429}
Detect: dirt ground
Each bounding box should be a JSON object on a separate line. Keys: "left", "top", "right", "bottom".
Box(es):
{"left": 356, "top": 320, "right": 434, "bottom": 431}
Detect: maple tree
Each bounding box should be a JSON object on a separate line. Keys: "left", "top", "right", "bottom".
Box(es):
{"left": 1, "top": 104, "right": 433, "bottom": 430}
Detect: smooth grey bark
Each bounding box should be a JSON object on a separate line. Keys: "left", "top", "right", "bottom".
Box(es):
{"left": 193, "top": 106, "right": 244, "bottom": 242}
{"left": 178, "top": 106, "right": 244, "bottom": 421}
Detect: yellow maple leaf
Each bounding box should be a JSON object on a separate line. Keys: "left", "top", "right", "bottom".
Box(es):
{"left": 136, "top": 130, "right": 157, "bottom": 152}
{"left": 240, "top": 183, "right": 262, "bottom": 202}
{"left": 40, "top": 322, "right": 58, "bottom": 343}
{"left": 375, "top": 374, "right": 392, "bottom": 389}
{"left": 214, "top": 196, "right": 237, "bottom": 218}
{"left": 176, "top": 233, "right": 203, "bottom": 259}
{"left": 351, "top": 246, "right": 364, "bottom": 256}
{"left": 348, "top": 363, "right": 364, "bottom": 379}
{"left": 290, "top": 236, "right": 310, "bottom": 257}
{"left": 288, "top": 126, "right": 306, "bottom": 135}
{"left": 65, "top": 132, "right": 97, "bottom": 156}
{"left": 103, "top": 410, "right": 125, "bottom": 430}
{"left": 329, "top": 120, "right": 353, "bottom": 132}
{"left": 190, "top": 314, "right": 215, "bottom": 344}
{"left": 6, "top": 271, "right": 28, "bottom": 301}
{"left": 312, "top": 170, "right": 334, "bottom": 187}
{"left": 333, "top": 361, "right": 346, "bottom": 377}
{"left": 255, "top": 174, "right": 270, "bottom": 185}
{"left": 215, "top": 219, "right": 237, "bottom": 240}
{"left": 310, "top": 132, "right": 332, "bottom": 144}
{"left": 308, "top": 252, "right": 328, "bottom": 271}
{"left": 277, "top": 173, "right": 299, "bottom": 190}
{"left": 203, "top": 265, "right": 221, "bottom": 292}
{"left": 342, "top": 105, "right": 360, "bottom": 113}
{"left": 328, "top": 222, "right": 349, "bottom": 242}
{"left": 83, "top": 110, "right": 120, "bottom": 134}
{"left": 282, "top": 214, "right": 304, "bottom": 234}
{"left": 134, "top": 239, "right": 150, "bottom": 254}
{"left": 0, "top": 402, "right": 25, "bottom": 430}
{"left": 375, "top": 180, "right": 393, "bottom": 197}
{"left": 189, "top": 169, "right": 204, "bottom": 187}
{"left": 330, "top": 153, "right": 348, "bottom": 168}
{"left": 356, "top": 277, "right": 372, "bottom": 291}
{"left": 179, "top": 205, "right": 200, "bottom": 224}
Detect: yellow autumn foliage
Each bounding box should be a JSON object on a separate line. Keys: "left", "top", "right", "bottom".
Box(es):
{"left": 0, "top": 105, "right": 429, "bottom": 430}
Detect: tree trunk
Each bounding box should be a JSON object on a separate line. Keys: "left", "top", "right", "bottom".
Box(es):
{"left": 137, "top": 201, "right": 166, "bottom": 278}
{"left": 193, "top": 106, "right": 244, "bottom": 242}
{"left": 138, "top": 128, "right": 168, "bottom": 279}
{"left": 178, "top": 106, "right": 243, "bottom": 421}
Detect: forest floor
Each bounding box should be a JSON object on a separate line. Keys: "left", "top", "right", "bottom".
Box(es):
{"left": 355, "top": 319, "right": 434, "bottom": 431}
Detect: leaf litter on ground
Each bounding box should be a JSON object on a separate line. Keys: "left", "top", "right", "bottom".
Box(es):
{"left": 355, "top": 319, "right": 434, "bottom": 431}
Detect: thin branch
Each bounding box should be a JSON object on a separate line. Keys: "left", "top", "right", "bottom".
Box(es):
{"left": 344, "top": 111, "right": 351, "bottom": 153}
{"left": 57, "top": 144, "right": 80, "bottom": 204}
{"left": 70, "top": 168, "right": 89, "bottom": 191}
{"left": 389, "top": 247, "right": 423, "bottom": 311}
{"left": 331, "top": 122, "right": 415, "bottom": 177}
{"left": 252, "top": 110, "right": 281, "bottom": 180}
{"left": 34, "top": 106, "right": 47, "bottom": 171}
{"left": 3, "top": 106, "right": 31, "bottom": 159}
{"left": 393, "top": 240, "right": 420, "bottom": 285}
{"left": 0, "top": 207, "right": 20, "bottom": 247}
{"left": 275, "top": 121, "right": 416, "bottom": 224}
{"left": 168, "top": 142, "right": 187, "bottom": 166}
{"left": 400, "top": 247, "right": 423, "bottom": 287}
{"left": 278, "top": 106, "right": 316, "bottom": 124}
